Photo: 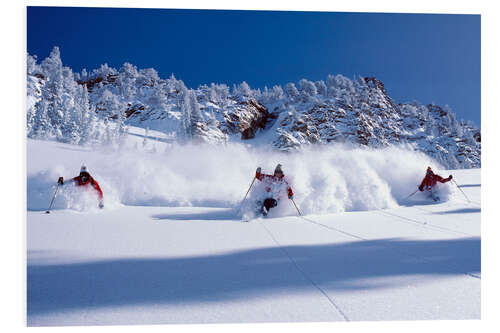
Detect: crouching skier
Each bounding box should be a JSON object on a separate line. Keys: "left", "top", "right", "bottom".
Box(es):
{"left": 255, "top": 164, "right": 294, "bottom": 216}
{"left": 58, "top": 165, "right": 104, "bottom": 208}
{"left": 418, "top": 166, "right": 452, "bottom": 201}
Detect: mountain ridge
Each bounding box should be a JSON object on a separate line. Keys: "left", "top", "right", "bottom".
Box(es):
{"left": 27, "top": 47, "right": 481, "bottom": 169}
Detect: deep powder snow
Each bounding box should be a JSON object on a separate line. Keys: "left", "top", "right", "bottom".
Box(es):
{"left": 27, "top": 139, "right": 455, "bottom": 216}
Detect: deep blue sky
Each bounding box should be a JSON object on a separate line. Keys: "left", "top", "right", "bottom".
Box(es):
{"left": 27, "top": 7, "right": 481, "bottom": 126}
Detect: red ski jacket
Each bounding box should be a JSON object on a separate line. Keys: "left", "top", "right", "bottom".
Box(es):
{"left": 255, "top": 170, "right": 294, "bottom": 198}
{"left": 419, "top": 173, "right": 451, "bottom": 191}
{"left": 71, "top": 174, "right": 104, "bottom": 199}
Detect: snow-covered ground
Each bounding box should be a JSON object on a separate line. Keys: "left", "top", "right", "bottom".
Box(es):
{"left": 26, "top": 136, "right": 480, "bottom": 326}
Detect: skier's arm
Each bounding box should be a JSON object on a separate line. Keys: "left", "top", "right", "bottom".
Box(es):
{"left": 418, "top": 177, "right": 426, "bottom": 191}
{"left": 255, "top": 167, "right": 263, "bottom": 180}
{"left": 436, "top": 174, "right": 452, "bottom": 183}
{"left": 57, "top": 176, "right": 77, "bottom": 186}
{"left": 90, "top": 178, "right": 104, "bottom": 200}
{"left": 255, "top": 167, "right": 271, "bottom": 181}
{"left": 285, "top": 179, "right": 294, "bottom": 199}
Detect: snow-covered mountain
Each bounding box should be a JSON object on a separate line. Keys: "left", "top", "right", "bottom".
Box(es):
{"left": 27, "top": 47, "right": 481, "bottom": 169}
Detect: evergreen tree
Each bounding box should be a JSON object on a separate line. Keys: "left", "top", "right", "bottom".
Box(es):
{"left": 103, "top": 120, "right": 113, "bottom": 146}
{"left": 77, "top": 85, "right": 97, "bottom": 145}
{"left": 27, "top": 53, "right": 38, "bottom": 75}
{"left": 116, "top": 106, "right": 128, "bottom": 148}
{"left": 118, "top": 62, "right": 138, "bottom": 102}
{"left": 233, "top": 81, "right": 253, "bottom": 100}
{"left": 188, "top": 89, "right": 205, "bottom": 141}
{"left": 285, "top": 82, "right": 300, "bottom": 102}
{"left": 31, "top": 98, "right": 51, "bottom": 139}
{"left": 314, "top": 80, "right": 327, "bottom": 96}
{"left": 59, "top": 66, "right": 81, "bottom": 143}
{"left": 98, "top": 89, "right": 122, "bottom": 120}
{"left": 177, "top": 85, "right": 192, "bottom": 143}
{"left": 299, "top": 79, "right": 318, "bottom": 97}
{"left": 60, "top": 96, "right": 80, "bottom": 144}
{"left": 40, "top": 46, "right": 65, "bottom": 138}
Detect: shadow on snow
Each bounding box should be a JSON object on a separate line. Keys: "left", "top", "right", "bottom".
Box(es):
{"left": 28, "top": 237, "right": 480, "bottom": 317}
{"left": 433, "top": 208, "right": 481, "bottom": 214}
{"left": 458, "top": 184, "right": 481, "bottom": 188}
{"left": 151, "top": 208, "right": 240, "bottom": 221}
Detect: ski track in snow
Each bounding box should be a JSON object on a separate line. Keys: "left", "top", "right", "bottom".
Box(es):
{"left": 257, "top": 220, "right": 351, "bottom": 321}
{"left": 375, "top": 210, "right": 473, "bottom": 237}
{"left": 252, "top": 208, "right": 481, "bottom": 323}
{"left": 292, "top": 214, "right": 480, "bottom": 280}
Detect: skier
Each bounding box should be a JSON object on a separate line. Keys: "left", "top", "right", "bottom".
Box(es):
{"left": 418, "top": 166, "right": 452, "bottom": 201}
{"left": 254, "top": 164, "right": 294, "bottom": 216}
{"left": 58, "top": 165, "right": 104, "bottom": 208}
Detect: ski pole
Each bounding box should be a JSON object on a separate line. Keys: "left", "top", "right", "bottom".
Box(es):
{"left": 45, "top": 183, "right": 60, "bottom": 214}
{"left": 452, "top": 179, "right": 470, "bottom": 203}
{"left": 405, "top": 189, "right": 419, "bottom": 200}
{"left": 290, "top": 198, "right": 303, "bottom": 216}
{"left": 241, "top": 177, "right": 256, "bottom": 205}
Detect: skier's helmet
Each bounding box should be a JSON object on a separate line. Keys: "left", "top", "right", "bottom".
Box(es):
{"left": 274, "top": 164, "right": 284, "bottom": 177}
{"left": 80, "top": 165, "right": 90, "bottom": 182}
{"left": 426, "top": 166, "right": 434, "bottom": 176}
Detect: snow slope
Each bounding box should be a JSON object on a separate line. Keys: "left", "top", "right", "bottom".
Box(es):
{"left": 26, "top": 138, "right": 480, "bottom": 326}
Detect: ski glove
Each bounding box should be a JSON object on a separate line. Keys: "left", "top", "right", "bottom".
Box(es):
{"left": 58, "top": 177, "right": 64, "bottom": 185}
{"left": 288, "top": 194, "right": 294, "bottom": 199}
{"left": 98, "top": 201, "right": 104, "bottom": 209}
{"left": 418, "top": 185, "right": 423, "bottom": 192}
{"left": 448, "top": 175, "right": 453, "bottom": 180}
{"left": 256, "top": 167, "right": 261, "bottom": 177}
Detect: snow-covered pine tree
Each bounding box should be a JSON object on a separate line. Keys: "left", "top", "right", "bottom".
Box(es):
{"left": 31, "top": 98, "right": 51, "bottom": 139}
{"left": 97, "top": 89, "right": 122, "bottom": 121}
{"left": 27, "top": 53, "right": 41, "bottom": 137}
{"left": 60, "top": 95, "right": 80, "bottom": 144}
{"left": 314, "top": 80, "right": 327, "bottom": 97}
{"left": 76, "top": 84, "right": 98, "bottom": 145}
{"left": 147, "top": 78, "right": 169, "bottom": 114}
{"left": 177, "top": 84, "right": 192, "bottom": 143}
{"left": 298, "top": 79, "right": 318, "bottom": 102}
{"left": 211, "top": 83, "right": 230, "bottom": 108}
{"left": 285, "top": 82, "right": 300, "bottom": 102}
{"left": 59, "top": 66, "right": 81, "bottom": 144}
{"left": 40, "top": 46, "right": 65, "bottom": 139}
{"left": 103, "top": 120, "right": 113, "bottom": 146}
{"left": 137, "top": 68, "right": 160, "bottom": 89}
{"left": 118, "top": 62, "right": 138, "bottom": 103}
{"left": 116, "top": 105, "right": 128, "bottom": 149}
{"left": 233, "top": 81, "right": 253, "bottom": 101}
{"left": 188, "top": 89, "right": 206, "bottom": 142}
{"left": 27, "top": 53, "right": 39, "bottom": 76}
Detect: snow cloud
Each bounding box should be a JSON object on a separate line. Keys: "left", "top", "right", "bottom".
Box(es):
{"left": 27, "top": 140, "right": 455, "bottom": 215}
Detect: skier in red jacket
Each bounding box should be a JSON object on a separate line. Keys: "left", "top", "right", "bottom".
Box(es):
{"left": 58, "top": 165, "right": 104, "bottom": 208}
{"left": 418, "top": 166, "right": 452, "bottom": 201}
{"left": 255, "top": 164, "right": 294, "bottom": 216}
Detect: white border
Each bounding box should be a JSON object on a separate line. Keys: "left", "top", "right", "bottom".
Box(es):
{"left": 3, "top": 0, "right": 497, "bottom": 332}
